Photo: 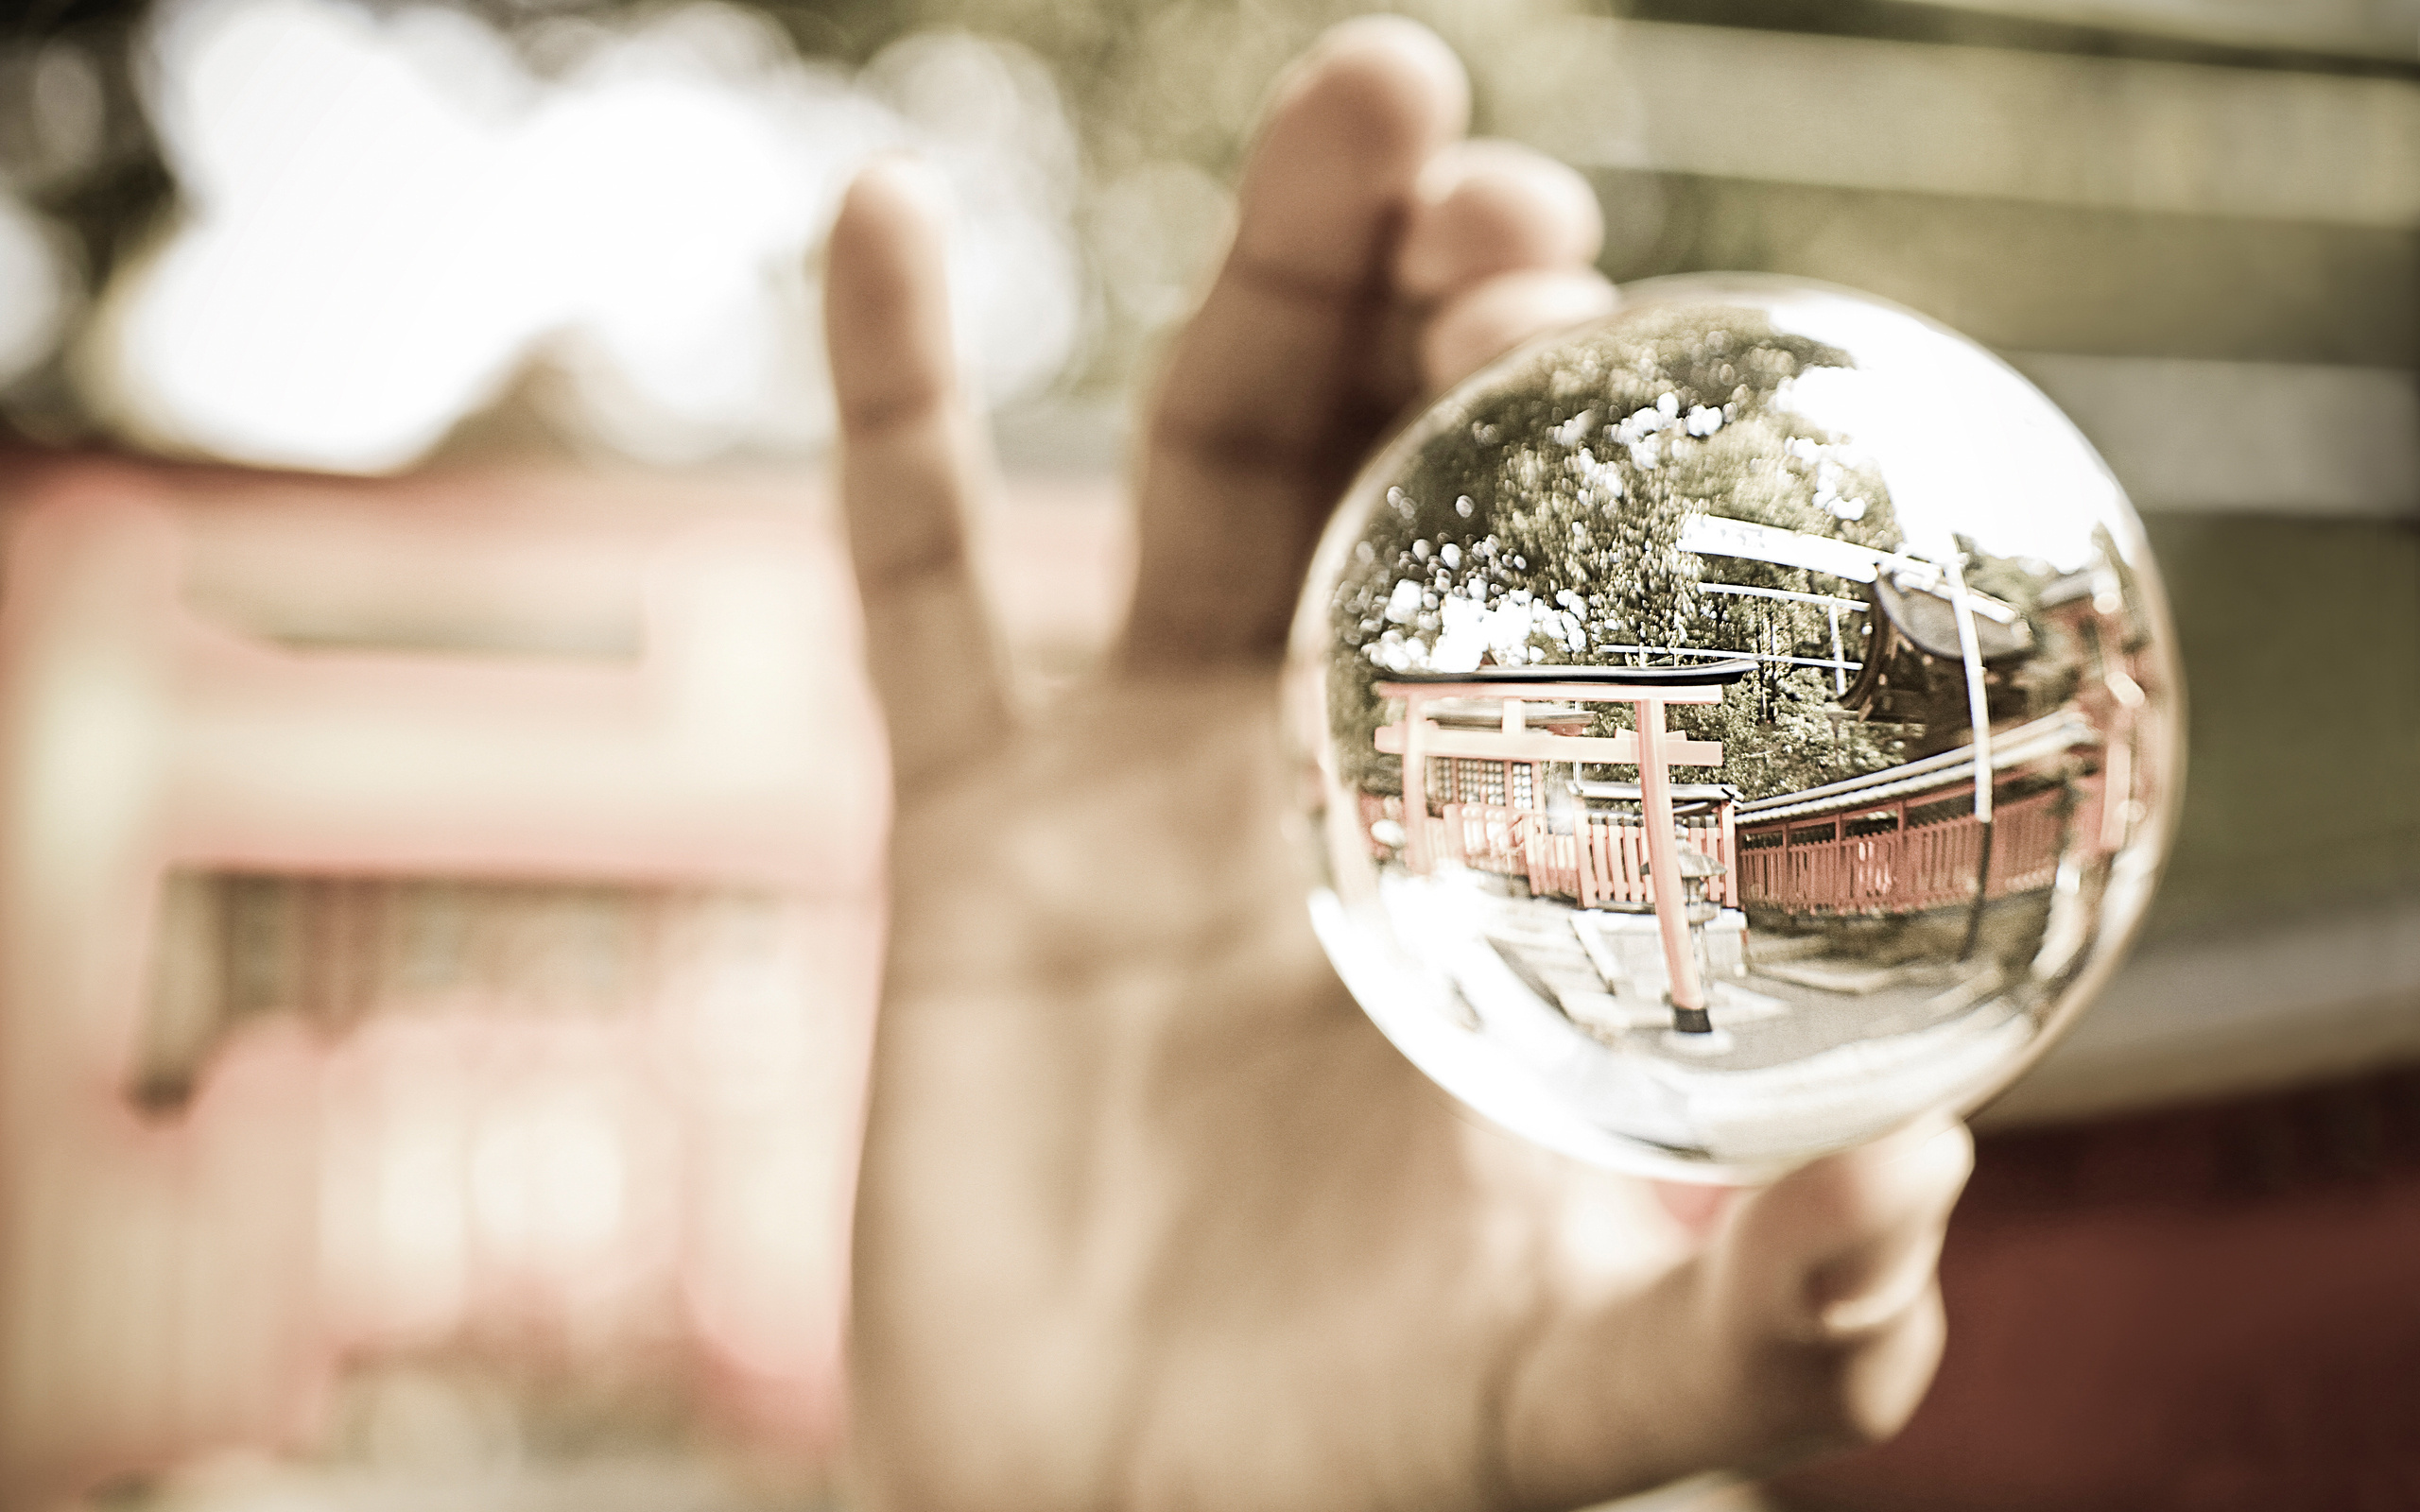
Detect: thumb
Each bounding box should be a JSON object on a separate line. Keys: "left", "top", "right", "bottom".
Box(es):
{"left": 1497, "top": 1123, "right": 1973, "bottom": 1505}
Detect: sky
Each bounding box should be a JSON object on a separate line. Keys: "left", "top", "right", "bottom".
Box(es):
{"left": 1756, "top": 284, "right": 2133, "bottom": 574}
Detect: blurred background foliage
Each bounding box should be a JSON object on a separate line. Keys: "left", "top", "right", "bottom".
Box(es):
{"left": 2, "top": 0, "right": 2414, "bottom": 470}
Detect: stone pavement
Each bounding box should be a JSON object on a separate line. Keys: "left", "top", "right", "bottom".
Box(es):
{"left": 1376, "top": 868, "right": 2049, "bottom": 1164}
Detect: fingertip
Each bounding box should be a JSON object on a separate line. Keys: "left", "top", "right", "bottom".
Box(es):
{"left": 1419, "top": 267, "right": 1616, "bottom": 392}
{"left": 850, "top": 153, "right": 951, "bottom": 217}
{"left": 827, "top": 156, "right": 959, "bottom": 431}
{"left": 1232, "top": 17, "right": 1468, "bottom": 280}
{"left": 1282, "top": 15, "right": 1470, "bottom": 147}
{"left": 1399, "top": 139, "right": 1605, "bottom": 299}
{"left": 830, "top": 156, "right": 950, "bottom": 289}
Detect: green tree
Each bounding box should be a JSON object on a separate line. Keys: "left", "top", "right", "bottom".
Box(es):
{"left": 1327, "top": 305, "right": 1908, "bottom": 799}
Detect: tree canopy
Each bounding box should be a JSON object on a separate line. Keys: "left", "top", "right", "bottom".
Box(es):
{"left": 1327, "top": 305, "right": 1915, "bottom": 800}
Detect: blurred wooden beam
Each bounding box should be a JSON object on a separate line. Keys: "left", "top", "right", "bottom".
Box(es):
{"left": 1897, "top": 0, "right": 2420, "bottom": 61}
{"left": 1485, "top": 19, "right": 2420, "bottom": 226}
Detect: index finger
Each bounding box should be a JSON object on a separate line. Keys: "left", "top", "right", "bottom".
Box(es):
{"left": 826, "top": 161, "right": 1014, "bottom": 795}
{"left": 1123, "top": 18, "right": 1467, "bottom": 670}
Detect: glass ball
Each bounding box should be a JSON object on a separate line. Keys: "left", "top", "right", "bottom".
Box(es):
{"left": 1287, "top": 276, "right": 2180, "bottom": 1180}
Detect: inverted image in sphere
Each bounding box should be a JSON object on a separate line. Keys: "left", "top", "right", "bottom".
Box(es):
{"left": 1288, "top": 276, "right": 2180, "bottom": 1179}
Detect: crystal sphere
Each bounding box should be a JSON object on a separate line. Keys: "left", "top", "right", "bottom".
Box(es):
{"left": 1288, "top": 276, "right": 2180, "bottom": 1180}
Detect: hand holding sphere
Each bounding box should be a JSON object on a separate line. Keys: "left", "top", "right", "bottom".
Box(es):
{"left": 830, "top": 22, "right": 1996, "bottom": 1511}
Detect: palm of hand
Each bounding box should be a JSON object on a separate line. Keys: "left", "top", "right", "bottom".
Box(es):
{"left": 862, "top": 673, "right": 1701, "bottom": 1508}
{"left": 830, "top": 22, "right": 1971, "bottom": 1512}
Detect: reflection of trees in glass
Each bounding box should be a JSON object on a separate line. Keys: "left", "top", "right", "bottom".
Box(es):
{"left": 1328, "top": 308, "right": 1910, "bottom": 799}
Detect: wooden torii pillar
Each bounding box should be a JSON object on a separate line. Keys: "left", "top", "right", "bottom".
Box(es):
{"left": 1374, "top": 662, "right": 1750, "bottom": 1033}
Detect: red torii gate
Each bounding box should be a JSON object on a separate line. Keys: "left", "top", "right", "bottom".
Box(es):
{"left": 1374, "top": 662, "right": 1752, "bottom": 1035}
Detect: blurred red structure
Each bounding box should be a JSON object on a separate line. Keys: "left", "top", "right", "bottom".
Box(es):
{"left": 1782, "top": 1068, "right": 2420, "bottom": 1509}
{"left": 0, "top": 451, "right": 887, "bottom": 1498}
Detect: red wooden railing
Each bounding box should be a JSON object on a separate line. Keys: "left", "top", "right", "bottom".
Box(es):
{"left": 1364, "top": 777, "right": 2091, "bottom": 917}
{"left": 1732, "top": 782, "right": 2077, "bottom": 917}
{"left": 1361, "top": 795, "right": 1735, "bottom": 910}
